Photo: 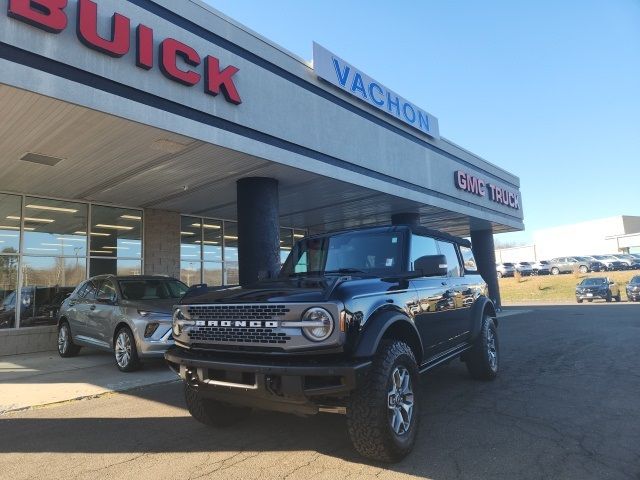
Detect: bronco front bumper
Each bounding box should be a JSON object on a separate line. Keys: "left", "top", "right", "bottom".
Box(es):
{"left": 165, "top": 348, "right": 371, "bottom": 414}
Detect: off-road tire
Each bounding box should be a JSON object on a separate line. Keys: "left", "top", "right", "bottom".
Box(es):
{"left": 606, "top": 292, "right": 612, "bottom": 303}
{"left": 577, "top": 299, "right": 583, "bottom": 304}
{"left": 57, "top": 321, "right": 81, "bottom": 357}
{"left": 184, "top": 383, "right": 251, "bottom": 427}
{"left": 465, "top": 316, "right": 499, "bottom": 381}
{"left": 114, "top": 326, "right": 141, "bottom": 372}
{"left": 346, "top": 340, "right": 420, "bottom": 463}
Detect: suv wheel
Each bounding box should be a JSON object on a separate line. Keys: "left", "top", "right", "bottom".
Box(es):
{"left": 497, "top": 271, "right": 503, "bottom": 278}
{"left": 346, "top": 340, "right": 420, "bottom": 463}
{"left": 57, "top": 321, "right": 81, "bottom": 357}
{"left": 579, "top": 265, "right": 588, "bottom": 274}
{"left": 615, "top": 293, "right": 621, "bottom": 302}
{"left": 184, "top": 383, "right": 251, "bottom": 427}
{"left": 605, "top": 292, "right": 612, "bottom": 303}
{"left": 465, "top": 316, "right": 499, "bottom": 380}
{"left": 114, "top": 326, "right": 141, "bottom": 372}
{"left": 551, "top": 267, "right": 560, "bottom": 275}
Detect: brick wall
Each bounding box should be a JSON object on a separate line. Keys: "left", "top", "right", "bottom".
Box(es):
{"left": 143, "top": 209, "right": 180, "bottom": 278}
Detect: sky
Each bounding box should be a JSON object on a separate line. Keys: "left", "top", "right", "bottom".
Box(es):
{"left": 205, "top": 0, "right": 640, "bottom": 244}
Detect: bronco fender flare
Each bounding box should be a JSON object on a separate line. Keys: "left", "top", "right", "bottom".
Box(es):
{"left": 470, "top": 296, "right": 498, "bottom": 341}
{"left": 352, "top": 309, "right": 424, "bottom": 364}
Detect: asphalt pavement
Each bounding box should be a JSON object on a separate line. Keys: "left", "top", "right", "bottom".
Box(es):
{"left": 1, "top": 304, "right": 639, "bottom": 480}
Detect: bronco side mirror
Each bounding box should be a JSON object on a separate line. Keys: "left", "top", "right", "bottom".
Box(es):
{"left": 414, "top": 254, "right": 448, "bottom": 277}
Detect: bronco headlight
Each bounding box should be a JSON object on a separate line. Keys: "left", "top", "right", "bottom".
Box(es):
{"left": 172, "top": 308, "right": 194, "bottom": 337}
{"left": 301, "top": 307, "right": 334, "bottom": 342}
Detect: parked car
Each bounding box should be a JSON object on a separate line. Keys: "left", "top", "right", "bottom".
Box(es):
{"left": 548, "top": 257, "right": 592, "bottom": 275}
{"left": 531, "top": 260, "right": 551, "bottom": 275}
{"left": 496, "top": 262, "right": 516, "bottom": 278}
{"left": 575, "top": 277, "right": 621, "bottom": 303}
{"left": 514, "top": 261, "right": 534, "bottom": 276}
{"left": 166, "top": 224, "right": 499, "bottom": 462}
{"left": 612, "top": 254, "right": 640, "bottom": 270}
{"left": 626, "top": 276, "right": 640, "bottom": 302}
{"left": 574, "top": 256, "right": 605, "bottom": 272}
{"left": 57, "top": 275, "right": 188, "bottom": 371}
{"left": 591, "top": 255, "right": 626, "bottom": 271}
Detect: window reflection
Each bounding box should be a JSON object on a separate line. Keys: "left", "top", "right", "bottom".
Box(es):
{"left": 0, "top": 193, "right": 22, "bottom": 252}
{"left": 0, "top": 255, "right": 18, "bottom": 329}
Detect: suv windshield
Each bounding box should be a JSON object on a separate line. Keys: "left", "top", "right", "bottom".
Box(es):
{"left": 119, "top": 279, "right": 188, "bottom": 300}
{"left": 280, "top": 230, "right": 404, "bottom": 277}
{"left": 580, "top": 278, "right": 606, "bottom": 286}
{"left": 630, "top": 276, "right": 640, "bottom": 284}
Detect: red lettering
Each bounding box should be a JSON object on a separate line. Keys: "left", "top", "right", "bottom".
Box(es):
{"left": 8, "top": 0, "right": 67, "bottom": 33}
{"left": 77, "top": 0, "right": 129, "bottom": 57}
{"left": 160, "top": 38, "right": 201, "bottom": 86}
{"left": 205, "top": 55, "right": 241, "bottom": 104}
{"left": 136, "top": 24, "right": 153, "bottom": 70}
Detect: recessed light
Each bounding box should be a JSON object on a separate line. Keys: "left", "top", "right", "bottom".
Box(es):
{"left": 95, "top": 224, "right": 134, "bottom": 230}
{"left": 224, "top": 235, "right": 238, "bottom": 240}
{"left": 181, "top": 231, "right": 195, "bottom": 236}
{"left": 7, "top": 216, "right": 55, "bottom": 223}
{"left": 26, "top": 204, "right": 78, "bottom": 213}
{"left": 120, "top": 215, "right": 142, "bottom": 220}
{"left": 27, "top": 247, "right": 57, "bottom": 251}
{"left": 20, "top": 152, "right": 64, "bottom": 166}
{"left": 56, "top": 237, "right": 86, "bottom": 242}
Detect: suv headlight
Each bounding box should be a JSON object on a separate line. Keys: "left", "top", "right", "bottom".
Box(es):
{"left": 172, "top": 308, "right": 194, "bottom": 337}
{"left": 301, "top": 307, "right": 334, "bottom": 342}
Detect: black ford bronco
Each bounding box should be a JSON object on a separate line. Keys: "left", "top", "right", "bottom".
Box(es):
{"left": 165, "top": 225, "right": 499, "bottom": 462}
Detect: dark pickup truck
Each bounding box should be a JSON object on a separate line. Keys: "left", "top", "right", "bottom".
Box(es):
{"left": 166, "top": 225, "right": 499, "bottom": 462}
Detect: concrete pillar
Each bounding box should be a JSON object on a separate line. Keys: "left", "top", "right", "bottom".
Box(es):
{"left": 143, "top": 208, "right": 180, "bottom": 278}
{"left": 470, "top": 228, "right": 502, "bottom": 310}
{"left": 391, "top": 212, "right": 420, "bottom": 227}
{"left": 237, "top": 178, "right": 280, "bottom": 286}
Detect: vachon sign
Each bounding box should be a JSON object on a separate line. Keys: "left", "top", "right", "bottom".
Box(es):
{"left": 455, "top": 170, "right": 520, "bottom": 210}
{"left": 6, "top": 0, "right": 242, "bottom": 104}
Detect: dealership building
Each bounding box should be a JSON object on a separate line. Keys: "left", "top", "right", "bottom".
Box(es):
{"left": 0, "top": 0, "right": 523, "bottom": 355}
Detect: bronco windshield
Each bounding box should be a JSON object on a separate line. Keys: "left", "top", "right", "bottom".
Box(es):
{"left": 280, "top": 230, "right": 404, "bottom": 277}
{"left": 118, "top": 279, "right": 188, "bottom": 300}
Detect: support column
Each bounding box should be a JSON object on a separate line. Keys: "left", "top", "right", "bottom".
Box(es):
{"left": 391, "top": 212, "right": 420, "bottom": 227}
{"left": 143, "top": 208, "right": 180, "bottom": 278}
{"left": 470, "top": 228, "right": 502, "bottom": 310}
{"left": 237, "top": 177, "right": 280, "bottom": 286}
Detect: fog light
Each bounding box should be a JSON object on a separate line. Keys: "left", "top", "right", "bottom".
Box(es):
{"left": 301, "top": 307, "right": 334, "bottom": 342}
{"left": 144, "top": 322, "right": 159, "bottom": 338}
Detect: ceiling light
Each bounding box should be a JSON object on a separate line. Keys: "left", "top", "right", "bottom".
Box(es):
{"left": 7, "top": 216, "right": 55, "bottom": 223}
{"left": 293, "top": 234, "right": 305, "bottom": 238}
{"left": 181, "top": 231, "right": 195, "bottom": 236}
{"left": 90, "top": 250, "right": 112, "bottom": 254}
{"left": 195, "top": 240, "right": 219, "bottom": 245}
{"left": 191, "top": 223, "right": 221, "bottom": 229}
{"left": 0, "top": 233, "right": 18, "bottom": 237}
{"left": 0, "top": 226, "right": 20, "bottom": 230}
{"left": 181, "top": 245, "right": 197, "bottom": 249}
{"left": 26, "top": 204, "right": 78, "bottom": 213}
{"left": 120, "top": 215, "right": 142, "bottom": 220}
{"left": 95, "top": 224, "right": 134, "bottom": 230}
{"left": 41, "top": 243, "right": 65, "bottom": 247}
{"left": 121, "top": 241, "right": 141, "bottom": 245}
{"left": 103, "top": 246, "right": 130, "bottom": 250}
{"left": 20, "top": 152, "right": 64, "bottom": 166}
{"left": 27, "top": 247, "right": 57, "bottom": 251}
{"left": 56, "top": 237, "right": 86, "bottom": 242}
{"left": 224, "top": 235, "right": 238, "bottom": 240}
{"left": 181, "top": 254, "right": 199, "bottom": 257}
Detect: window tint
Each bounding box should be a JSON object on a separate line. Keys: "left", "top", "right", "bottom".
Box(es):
{"left": 410, "top": 235, "right": 439, "bottom": 270}
{"left": 98, "top": 279, "right": 117, "bottom": 301}
{"left": 436, "top": 241, "right": 461, "bottom": 277}
{"left": 460, "top": 246, "right": 478, "bottom": 272}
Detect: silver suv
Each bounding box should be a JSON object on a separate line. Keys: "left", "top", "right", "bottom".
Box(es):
{"left": 57, "top": 275, "right": 188, "bottom": 371}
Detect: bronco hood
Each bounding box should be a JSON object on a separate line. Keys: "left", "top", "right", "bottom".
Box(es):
{"left": 180, "top": 277, "right": 346, "bottom": 304}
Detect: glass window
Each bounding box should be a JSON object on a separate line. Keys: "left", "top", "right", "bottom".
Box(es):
{"left": 118, "top": 278, "right": 187, "bottom": 300}
{"left": 180, "top": 216, "right": 201, "bottom": 261}
{"left": 0, "top": 193, "right": 22, "bottom": 252}
{"left": 89, "top": 258, "right": 141, "bottom": 276}
{"left": 0, "top": 255, "right": 19, "bottom": 329}
{"left": 97, "top": 279, "right": 117, "bottom": 302}
{"left": 225, "top": 261, "right": 239, "bottom": 285}
{"left": 436, "top": 241, "right": 461, "bottom": 277}
{"left": 23, "top": 197, "right": 87, "bottom": 257}
{"left": 410, "top": 235, "right": 439, "bottom": 270}
{"left": 460, "top": 246, "right": 478, "bottom": 272}
{"left": 280, "top": 228, "right": 293, "bottom": 264}
{"left": 224, "top": 222, "right": 238, "bottom": 262}
{"left": 202, "top": 220, "right": 222, "bottom": 261}
{"left": 19, "top": 256, "right": 86, "bottom": 328}
{"left": 90, "top": 205, "right": 141, "bottom": 258}
{"left": 203, "top": 262, "right": 223, "bottom": 286}
{"left": 181, "top": 260, "right": 202, "bottom": 287}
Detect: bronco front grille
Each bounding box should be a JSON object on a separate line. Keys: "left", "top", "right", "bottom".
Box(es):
{"left": 188, "top": 326, "right": 291, "bottom": 344}
{"left": 187, "top": 304, "right": 290, "bottom": 321}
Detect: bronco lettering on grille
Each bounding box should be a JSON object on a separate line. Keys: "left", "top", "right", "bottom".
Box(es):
{"left": 194, "top": 320, "right": 278, "bottom": 328}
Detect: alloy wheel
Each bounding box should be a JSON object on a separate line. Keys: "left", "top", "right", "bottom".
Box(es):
{"left": 58, "top": 325, "right": 69, "bottom": 354}
{"left": 487, "top": 327, "right": 498, "bottom": 371}
{"left": 387, "top": 366, "right": 414, "bottom": 436}
{"left": 115, "top": 331, "right": 132, "bottom": 368}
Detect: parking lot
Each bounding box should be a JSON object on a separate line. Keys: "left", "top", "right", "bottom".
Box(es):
{"left": 1, "top": 304, "right": 639, "bottom": 480}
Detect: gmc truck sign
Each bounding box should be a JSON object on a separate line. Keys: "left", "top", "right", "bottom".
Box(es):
{"left": 455, "top": 170, "right": 520, "bottom": 210}
{"left": 7, "top": 0, "right": 242, "bottom": 104}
